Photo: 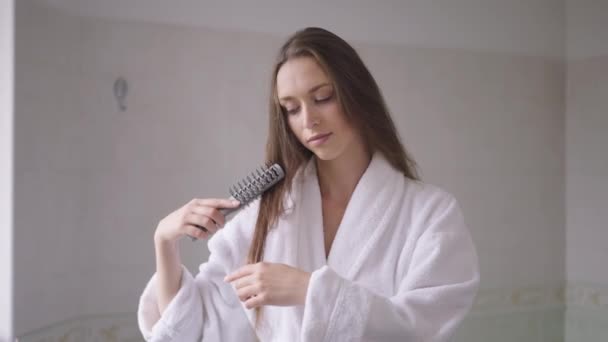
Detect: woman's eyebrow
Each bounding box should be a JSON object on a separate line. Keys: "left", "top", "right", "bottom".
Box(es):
{"left": 279, "top": 83, "right": 331, "bottom": 101}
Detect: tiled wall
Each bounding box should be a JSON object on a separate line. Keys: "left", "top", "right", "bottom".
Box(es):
{"left": 18, "top": 286, "right": 568, "bottom": 342}
{"left": 565, "top": 1, "right": 608, "bottom": 336}
{"left": 17, "top": 313, "right": 141, "bottom": 342}
{"left": 15, "top": 3, "right": 567, "bottom": 338}
{"left": 16, "top": 292, "right": 607, "bottom": 342}
{"left": 21, "top": 1, "right": 608, "bottom": 341}
{"left": 565, "top": 285, "right": 608, "bottom": 341}
{"left": 456, "top": 310, "right": 564, "bottom": 342}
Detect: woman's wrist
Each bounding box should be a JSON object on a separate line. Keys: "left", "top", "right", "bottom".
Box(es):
{"left": 154, "top": 230, "right": 175, "bottom": 247}
{"left": 299, "top": 271, "right": 311, "bottom": 304}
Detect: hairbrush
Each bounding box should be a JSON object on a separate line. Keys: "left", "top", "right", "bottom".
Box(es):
{"left": 190, "top": 163, "right": 285, "bottom": 241}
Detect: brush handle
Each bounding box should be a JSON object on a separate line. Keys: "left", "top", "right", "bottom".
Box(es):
{"left": 188, "top": 163, "right": 284, "bottom": 242}
{"left": 189, "top": 204, "right": 241, "bottom": 241}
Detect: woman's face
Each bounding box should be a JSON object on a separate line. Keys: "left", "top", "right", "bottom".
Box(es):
{"left": 276, "top": 57, "right": 359, "bottom": 161}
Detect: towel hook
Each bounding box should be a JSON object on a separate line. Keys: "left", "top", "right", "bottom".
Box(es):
{"left": 113, "top": 77, "right": 128, "bottom": 111}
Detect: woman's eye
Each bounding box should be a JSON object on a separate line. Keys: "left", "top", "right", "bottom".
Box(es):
{"left": 285, "top": 107, "right": 299, "bottom": 115}
{"left": 315, "top": 94, "right": 333, "bottom": 103}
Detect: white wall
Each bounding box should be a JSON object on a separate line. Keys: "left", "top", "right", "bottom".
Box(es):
{"left": 0, "top": 0, "right": 14, "bottom": 341}
{"left": 39, "top": 0, "right": 565, "bottom": 58}
{"left": 565, "top": 0, "right": 608, "bottom": 340}
{"left": 13, "top": 1, "right": 86, "bottom": 334}
{"left": 565, "top": 0, "right": 608, "bottom": 281}
{"left": 566, "top": 0, "right": 608, "bottom": 60}
{"left": 15, "top": 1, "right": 568, "bottom": 341}
{"left": 76, "top": 19, "right": 275, "bottom": 317}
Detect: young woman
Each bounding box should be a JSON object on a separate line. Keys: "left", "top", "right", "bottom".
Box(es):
{"left": 138, "top": 27, "right": 479, "bottom": 341}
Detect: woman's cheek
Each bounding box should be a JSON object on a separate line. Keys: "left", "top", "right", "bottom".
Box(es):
{"left": 325, "top": 102, "right": 341, "bottom": 118}
{"left": 286, "top": 119, "right": 298, "bottom": 139}
{"left": 290, "top": 120, "right": 306, "bottom": 144}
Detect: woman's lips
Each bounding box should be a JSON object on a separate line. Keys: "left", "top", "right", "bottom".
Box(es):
{"left": 308, "top": 133, "right": 332, "bottom": 146}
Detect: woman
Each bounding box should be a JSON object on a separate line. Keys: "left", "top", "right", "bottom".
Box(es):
{"left": 138, "top": 27, "right": 479, "bottom": 341}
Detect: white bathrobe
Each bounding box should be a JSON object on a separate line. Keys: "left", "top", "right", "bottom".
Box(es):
{"left": 137, "top": 151, "right": 480, "bottom": 341}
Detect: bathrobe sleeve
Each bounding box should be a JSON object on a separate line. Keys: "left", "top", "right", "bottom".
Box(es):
{"left": 137, "top": 201, "right": 260, "bottom": 342}
{"left": 300, "top": 195, "right": 480, "bottom": 342}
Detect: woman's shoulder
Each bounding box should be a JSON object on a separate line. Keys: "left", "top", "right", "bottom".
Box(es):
{"left": 400, "top": 177, "right": 460, "bottom": 221}
{"left": 403, "top": 177, "right": 456, "bottom": 201}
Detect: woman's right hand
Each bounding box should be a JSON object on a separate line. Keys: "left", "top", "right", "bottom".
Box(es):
{"left": 154, "top": 198, "right": 241, "bottom": 244}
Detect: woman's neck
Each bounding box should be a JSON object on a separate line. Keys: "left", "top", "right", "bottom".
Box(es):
{"left": 315, "top": 144, "right": 372, "bottom": 204}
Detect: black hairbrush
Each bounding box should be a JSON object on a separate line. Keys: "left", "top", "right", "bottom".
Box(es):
{"left": 190, "top": 163, "right": 285, "bottom": 241}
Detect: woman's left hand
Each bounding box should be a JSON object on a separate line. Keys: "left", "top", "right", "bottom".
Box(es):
{"left": 224, "top": 262, "right": 311, "bottom": 309}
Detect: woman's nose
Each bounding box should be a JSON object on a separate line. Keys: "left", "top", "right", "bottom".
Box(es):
{"left": 303, "top": 105, "right": 320, "bottom": 129}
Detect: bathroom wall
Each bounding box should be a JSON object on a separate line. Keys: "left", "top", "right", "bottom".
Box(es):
{"left": 565, "top": 0, "right": 608, "bottom": 340}
{"left": 13, "top": 0, "right": 88, "bottom": 337}
{"left": 15, "top": 1, "right": 568, "bottom": 341}
{"left": 1, "top": 0, "right": 15, "bottom": 340}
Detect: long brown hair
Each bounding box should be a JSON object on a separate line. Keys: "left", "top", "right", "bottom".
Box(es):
{"left": 247, "top": 27, "right": 420, "bottom": 327}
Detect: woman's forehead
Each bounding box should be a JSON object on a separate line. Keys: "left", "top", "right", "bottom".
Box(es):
{"left": 277, "top": 57, "right": 330, "bottom": 100}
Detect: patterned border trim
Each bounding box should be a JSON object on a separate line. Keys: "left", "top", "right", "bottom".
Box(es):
{"left": 565, "top": 284, "right": 608, "bottom": 310}
{"left": 17, "top": 313, "right": 140, "bottom": 342}
{"left": 17, "top": 285, "right": 608, "bottom": 341}
{"left": 470, "top": 284, "right": 608, "bottom": 315}
{"left": 471, "top": 287, "right": 565, "bottom": 315}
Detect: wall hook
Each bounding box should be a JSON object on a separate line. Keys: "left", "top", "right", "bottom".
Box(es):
{"left": 113, "top": 77, "right": 128, "bottom": 111}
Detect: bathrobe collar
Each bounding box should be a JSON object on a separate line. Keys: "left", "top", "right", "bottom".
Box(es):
{"left": 287, "top": 150, "right": 403, "bottom": 278}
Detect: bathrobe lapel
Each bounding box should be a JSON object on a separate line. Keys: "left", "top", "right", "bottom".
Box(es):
{"left": 293, "top": 151, "right": 403, "bottom": 279}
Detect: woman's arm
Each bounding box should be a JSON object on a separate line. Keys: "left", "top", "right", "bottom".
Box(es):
{"left": 300, "top": 196, "right": 480, "bottom": 342}
{"left": 154, "top": 238, "right": 183, "bottom": 314}
{"left": 138, "top": 200, "right": 261, "bottom": 342}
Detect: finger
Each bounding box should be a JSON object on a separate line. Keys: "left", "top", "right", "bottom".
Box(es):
{"left": 236, "top": 284, "right": 260, "bottom": 302}
{"left": 190, "top": 206, "right": 227, "bottom": 229}
{"left": 225, "top": 264, "right": 255, "bottom": 283}
{"left": 185, "top": 224, "right": 209, "bottom": 240}
{"left": 185, "top": 212, "right": 219, "bottom": 234}
{"left": 195, "top": 198, "right": 240, "bottom": 210}
{"left": 232, "top": 274, "right": 258, "bottom": 290}
{"left": 244, "top": 293, "right": 266, "bottom": 310}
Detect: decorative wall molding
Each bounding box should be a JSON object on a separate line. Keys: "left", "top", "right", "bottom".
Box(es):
{"left": 469, "top": 284, "right": 608, "bottom": 315}
{"left": 17, "top": 313, "right": 140, "bottom": 342}
{"left": 471, "top": 287, "right": 565, "bottom": 315}
{"left": 17, "top": 284, "right": 608, "bottom": 341}
{"left": 565, "top": 283, "right": 608, "bottom": 310}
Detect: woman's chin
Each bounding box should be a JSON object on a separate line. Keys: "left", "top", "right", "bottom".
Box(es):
{"left": 311, "top": 148, "right": 340, "bottom": 161}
